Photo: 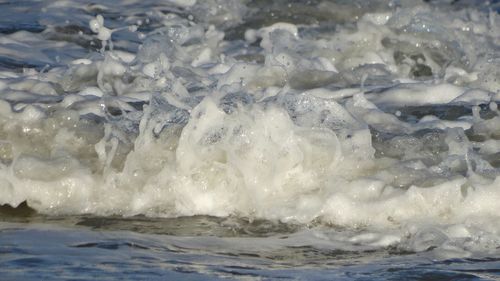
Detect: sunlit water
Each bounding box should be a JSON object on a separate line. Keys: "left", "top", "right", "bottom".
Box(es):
{"left": 1, "top": 0, "right": 500, "bottom": 279}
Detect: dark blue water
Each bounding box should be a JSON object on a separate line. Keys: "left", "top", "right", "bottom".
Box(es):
{"left": 2, "top": 222, "right": 500, "bottom": 280}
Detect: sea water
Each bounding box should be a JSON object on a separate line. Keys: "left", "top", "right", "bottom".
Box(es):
{"left": 1, "top": 0, "right": 500, "bottom": 280}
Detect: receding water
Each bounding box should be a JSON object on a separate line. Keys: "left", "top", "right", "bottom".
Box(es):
{"left": 1, "top": 0, "right": 500, "bottom": 279}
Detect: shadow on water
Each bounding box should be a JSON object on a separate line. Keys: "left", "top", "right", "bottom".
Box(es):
{"left": 0, "top": 201, "right": 36, "bottom": 218}
{"left": 0, "top": 201, "right": 300, "bottom": 237}
{"left": 74, "top": 215, "right": 302, "bottom": 237}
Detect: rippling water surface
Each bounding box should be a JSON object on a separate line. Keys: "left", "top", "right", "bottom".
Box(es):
{"left": 1, "top": 0, "right": 500, "bottom": 279}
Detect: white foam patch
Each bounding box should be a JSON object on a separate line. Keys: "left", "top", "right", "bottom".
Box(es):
{"left": 367, "top": 83, "right": 466, "bottom": 107}
{"left": 0, "top": 0, "right": 499, "bottom": 255}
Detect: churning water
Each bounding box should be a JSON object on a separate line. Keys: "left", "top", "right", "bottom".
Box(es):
{"left": 1, "top": 0, "right": 500, "bottom": 279}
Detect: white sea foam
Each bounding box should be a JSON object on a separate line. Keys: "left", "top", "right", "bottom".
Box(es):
{"left": 0, "top": 0, "right": 499, "bottom": 255}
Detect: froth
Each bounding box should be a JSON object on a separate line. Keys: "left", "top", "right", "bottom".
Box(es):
{"left": 0, "top": 0, "right": 499, "bottom": 255}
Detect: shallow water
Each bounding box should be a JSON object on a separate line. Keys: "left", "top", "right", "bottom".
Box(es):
{"left": 3, "top": 220, "right": 500, "bottom": 280}
{"left": 1, "top": 0, "right": 500, "bottom": 279}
